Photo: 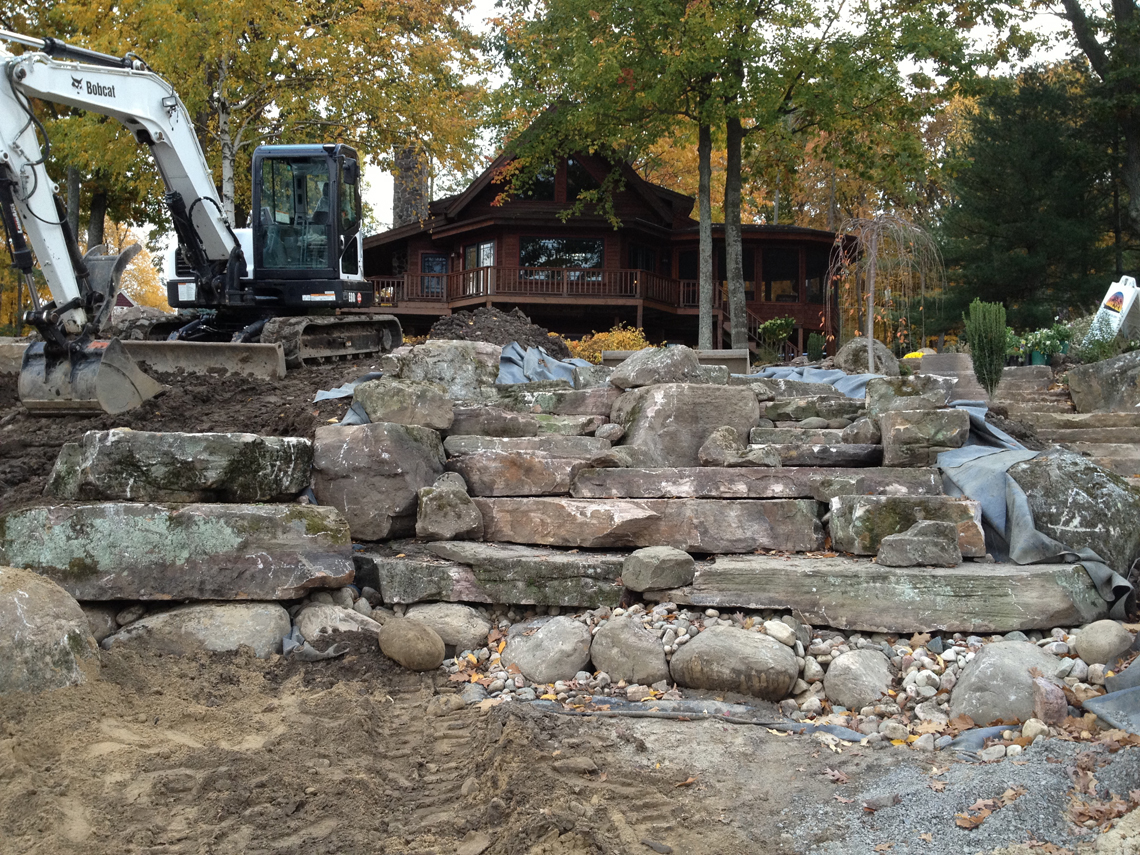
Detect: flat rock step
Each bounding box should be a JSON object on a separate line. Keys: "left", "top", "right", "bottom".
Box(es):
{"left": 354, "top": 541, "right": 625, "bottom": 607}
{"left": 570, "top": 466, "right": 943, "bottom": 501}
{"left": 993, "top": 389, "right": 1072, "bottom": 402}
{"left": 1034, "top": 426, "right": 1140, "bottom": 443}
{"left": 642, "top": 555, "right": 1108, "bottom": 633}
{"left": 1017, "top": 412, "right": 1140, "bottom": 429}
{"left": 749, "top": 427, "right": 845, "bottom": 444}
{"left": 999, "top": 401, "right": 1075, "bottom": 414}
{"left": 750, "top": 443, "right": 882, "bottom": 467}
{"left": 1062, "top": 443, "right": 1140, "bottom": 477}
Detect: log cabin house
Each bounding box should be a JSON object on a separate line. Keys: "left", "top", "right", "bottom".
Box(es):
{"left": 362, "top": 153, "right": 844, "bottom": 355}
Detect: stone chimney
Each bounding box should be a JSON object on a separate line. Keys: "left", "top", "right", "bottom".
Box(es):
{"left": 392, "top": 145, "right": 429, "bottom": 227}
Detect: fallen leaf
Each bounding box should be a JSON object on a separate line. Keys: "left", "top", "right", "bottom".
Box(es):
{"left": 914, "top": 720, "right": 945, "bottom": 734}
{"left": 928, "top": 780, "right": 946, "bottom": 792}
{"left": 674, "top": 776, "right": 698, "bottom": 788}
{"left": 955, "top": 809, "right": 991, "bottom": 829}
{"left": 1000, "top": 786, "right": 1028, "bottom": 806}
{"left": 834, "top": 794, "right": 854, "bottom": 803}
{"left": 874, "top": 844, "right": 894, "bottom": 852}
{"left": 909, "top": 632, "right": 931, "bottom": 649}
{"left": 823, "top": 767, "right": 849, "bottom": 784}
{"left": 918, "top": 833, "right": 933, "bottom": 843}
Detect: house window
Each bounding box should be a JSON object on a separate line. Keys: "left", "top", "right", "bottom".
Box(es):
{"left": 421, "top": 252, "right": 448, "bottom": 297}
{"left": 464, "top": 241, "right": 495, "bottom": 269}
{"left": 566, "top": 158, "right": 599, "bottom": 201}
{"left": 629, "top": 244, "right": 655, "bottom": 272}
{"left": 521, "top": 164, "right": 556, "bottom": 200}
{"left": 678, "top": 250, "right": 698, "bottom": 280}
{"left": 520, "top": 237, "right": 604, "bottom": 268}
{"left": 805, "top": 246, "right": 830, "bottom": 303}
{"left": 763, "top": 248, "right": 799, "bottom": 302}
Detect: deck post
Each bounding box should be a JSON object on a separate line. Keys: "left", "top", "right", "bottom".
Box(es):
{"left": 636, "top": 302, "right": 643, "bottom": 329}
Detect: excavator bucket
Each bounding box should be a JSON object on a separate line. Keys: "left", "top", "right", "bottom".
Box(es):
{"left": 19, "top": 338, "right": 166, "bottom": 415}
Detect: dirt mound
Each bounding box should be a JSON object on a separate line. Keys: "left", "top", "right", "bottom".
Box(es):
{"left": 429, "top": 307, "right": 571, "bottom": 360}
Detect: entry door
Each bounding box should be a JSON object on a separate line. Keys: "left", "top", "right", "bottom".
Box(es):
{"left": 422, "top": 253, "right": 448, "bottom": 298}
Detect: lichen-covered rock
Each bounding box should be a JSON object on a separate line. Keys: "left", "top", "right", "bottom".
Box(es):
{"left": 501, "top": 616, "right": 592, "bottom": 683}
{"left": 622, "top": 546, "right": 696, "bottom": 592}
{"left": 0, "top": 503, "right": 354, "bottom": 600}
{"left": 879, "top": 408, "right": 970, "bottom": 467}
{"left": 1068, "top": 349, "right": 1140, "bottom": 413}
{"left": 590, "top": 617, "right": 670, "bottom": 685}
{"left": 876, "top": 520, "right": 961, "bottom": 568}
{"left": 668, "top": 625, "right": 797, "bottom": 700}
{"left": 612, "top": 383, "right": 760, "bottom": 467}
{"left": 0, "top": 565, "right": 98, "bottom": 694}
{"left": 447, "top": 406, "right": 539, "bottom": 437}
{"left": 841, "top": 417, "right": 881, "bottom": 445}
{"left": 698, "top": 426, "right": 780, "bottom": 468}
{"left": 102, "top": 602, "right": 290, "bottom": 659}
{"left": 829, "top": 495, "right": 985, "bottom": 557}
{"left": 865, "top": 374, "right": 956, "bottom": 416}
{"left": 1008, "top": 449, "right": 1140, "bottom": 573}
{"left": 353, "top": 378, "right": 454, "bottom": 430}
{"left": 950, "top": 641, "right": 1066, "bottom": 725}
{"left": 834, "top": 338, "right": 900, "bottom": 376}
{"left": 415, "top": 483, "right": 484, "bottom": 540}
{"left": 609, "top": 346, "right": 707, "bottom": 389}
{"left": 385, "top": 339, "right": 501, "bottom": 400}
{"left": 823, "top": 650, "right": 892, "bottom": 709}
{"left": 378, "top": 617, "right": 447, "bottom": 671}
{"left": 312, "top": 422, "right": 445, "bottom": 540}
{"left": 45, "top": 429, "right": 311, "bottom": 502}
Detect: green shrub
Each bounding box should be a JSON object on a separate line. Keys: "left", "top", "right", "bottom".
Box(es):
{"left": 806, "top": 332, "right": 826, "bottom": 362}
{"left": 963, "top": 299, "right": 1006, "bottom": 396}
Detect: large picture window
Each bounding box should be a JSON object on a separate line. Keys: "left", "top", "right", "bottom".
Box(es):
{"left": 464, "top": 241, "right": 495, "bottom": 269}
{"left": 520, "top": 237, "right": 604, "bottom": 268}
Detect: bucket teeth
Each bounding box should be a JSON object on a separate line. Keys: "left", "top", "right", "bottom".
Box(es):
{"left": 18, "top": 338, "right": 166, "bottom": 416}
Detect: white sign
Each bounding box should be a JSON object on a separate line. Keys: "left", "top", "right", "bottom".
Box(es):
{"left": 1085, "top": 276, "right": 1140, "bottom": 345}
{"left": 177, "top": 282, "right": 195, "bottom": 302}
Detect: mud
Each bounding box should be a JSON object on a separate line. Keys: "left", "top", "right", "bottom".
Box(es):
{"left": 429, "top": 307, "right": 571, "bottom": 360}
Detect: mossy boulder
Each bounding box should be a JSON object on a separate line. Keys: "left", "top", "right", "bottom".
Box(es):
{"left": 353, "top": 378, "right": 454, "bottom": 430}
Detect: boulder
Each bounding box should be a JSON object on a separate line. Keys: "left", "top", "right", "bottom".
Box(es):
{"left": 589, "top": 617, "right": 670, "bottom": 685}
{"left": 446, "top": 451, "right": 587, "bottom": 497}
{"left": 353, "top": 379, "right": 454, "bottom": 430}
{"left": 864, "top": 374, "right": 956, "bottom": 417}
{"left": 475, "top": 497, "right": 824, "bottom": 553}
{"left": 879, "top": 409, "right": 970, "bottom": 467}
{"left": 0, "top": 565, "right": 98, "bottom": 694}
{"left": 312, "top": 422, "right": 445, "bottom": 540}
{"left": 728, "top": 376, "right": 842, "bottom": 400}
{"left": 834, "top": 338, "right": 900, "bottom": 376}
{"left": 595, "top": 423, "right": 625, "bottom": 442}
{"left": 102, "top": 602, "right": 290, "bottom": 659}
{"left": 446, "top": 406, "right": 539, "bottom": 438}
{"left": 698, "top": 426, "right": 781, "bottom": 468}
{"left": 609, "top": 346, "right": 707, "bottom": 389}
{"left": 0, "top": 503, "right": 354, "bottom": 601}
{"left": 45, "top": 429, "right": 311, "bottom": 502}
{"left": 386, "top": 339, "right": 501, "bottom": 400}
{"left": 841, "top": 417, "right": 881, "bottom": 445}
{"left": 829, "top": 495, "right": 984, "bottom": 557}
{"left": 535, "top": 414, "right": 606, "bottom": 436}
{"left": 378, "top": 617, "right": 446, "bottom": 671}
{"left": 404, "top": 603, "right": 492, "bottom": 651}
{"left": 612, "top": 383, "right": 760, "bottom": 467}
{"left": 494, "top": 384, "right": 621, "bottom": 416}
{"left": 766, "top": 397, "right": 862, "bottom": 422}
{"left": 416, "top": 483, "right": 484, "bottom": 541}
{"left": 823, "top": 650, "right": 893, "bottom": 710}
{"left": 668, "top": 625, "right": 798, "bottom": 700}
{"left": 1072, "top": 620, "right": 1135, "bottom": 666}
{"left": 296, "top": 603, "right": 384, "bottom": 640}
{"left": 1008, "top": 449, "right": 1140, "bottom": 573}
{"left": 876, "top": 520, "right": 961, "bottom": 568}
{"left": 443, "top": 435, "right": 610, "bottom": 459}
{"left": 1068, "top": 350, "right": 1140, "bottom": 413}
{"left": 622, "top": 546, "right": 696, "bottom": 592}
{"left": 949, "top": 641, "right": 1066, "bottom": 725}
{"left": 572, "top": 364, "right": 614, "bottom": 389}
{"left": 501, "top": 616, "right": 592, "bottom": 683}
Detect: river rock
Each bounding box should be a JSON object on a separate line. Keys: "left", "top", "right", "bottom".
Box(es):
{"left": 879, "top": 409, "right": 970, "bottom": 467}
{"left": 353, "top": 378, "right": 454, "bottom": 430}
{"left": 475, "top": 497, "right": 823, "bottom": 553}
{"left": 446, "top": 406, "right": 539, "bottom": 437}
{"left": 949, "top": 641, "right": 1066, "bottom": 725}
{"left": 1072, "top": 620, "right": 1135, "bottom": 666}
{"left": 416, "top": 482, "right": 484, "bottom": 540}
{"left": 610, "top": 346, "right": 707, "bottom": 389}
{"left": 378, "top": 617, "right": 446, "bottom": 671}
{"left": 0, "top": 503, "right": 354, "bottom": 601}
{"left": 876, "top": 520, "right": 962, "bottom": 568}
{"left": 865, "top": 375, "right": 956, "bottom": 417}
{"left": 447, "top": 451, "right": 588, "bottom": 496}
{"left": 102, "top": 602, "right": 290, "bottom": 659}
{"left": 590, "top": 617, "right": 670, "bottom": 684}
{"left": 501, "top": 616, "right": 592, "bottom": 683}
{"left": 45, "top": 429, "right": 312, "bottom": 502}
{"left": 387, "top": 339, "right": 501, "bottom": 400}
{"left": 404, "top": 603, "right": 492, "bottom": 651}
{"left": 312, "top": 422, "right": 445, "bottom": 540}
{"left": 829, "top": 495, "right": 985, "bottom": 557}
{"left": 1068, "top": 349, "right": 1140, "bottom": 413}
{"left": 296, "top": 603, "right": 383, "bottom": 640}
{"left": 1008, "top": 449, "right": 1140, "bottom": 573}
{"left": 668, "top": 625, "right": 798, "bottom": 700}
{"left": 622, "top": 546, "right": 696, "bottom": 592}
{"left": 0, "top": 565, "right": 98, "bottom": 694}
{"left": 823, "top": 650, "right": 893, "bottom": 709}
{"left": 835, "top": 338, "right": 900, "bottom": 376}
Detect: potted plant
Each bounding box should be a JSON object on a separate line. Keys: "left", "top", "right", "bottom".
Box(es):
{"left": 1023, "top": 327, "right": 1063, "bottom": 364}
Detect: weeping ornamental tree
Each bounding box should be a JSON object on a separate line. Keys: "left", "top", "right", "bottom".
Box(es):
{"left": 829, "top": 214, "right": 945, "bottom": 372}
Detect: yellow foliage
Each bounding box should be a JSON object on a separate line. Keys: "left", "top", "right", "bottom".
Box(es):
{"left": 565, "top": 323, "right": 657, "bottom": 364}
{"left": 99, "top": 219, "right": 172, "bottom": 312}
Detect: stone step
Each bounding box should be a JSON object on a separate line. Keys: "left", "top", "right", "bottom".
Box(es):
{"left": 750, "top": 443, "right": 883, "bottom": 467}
{"left": 1017, "top": 412, "right": 1140, "bottom": 429}
{"left": 828, "top": 495, "right": 985, "bottom": 557}
{"left": 535, "top": 414, "right": 606, "bottom": 436}
{"left": 1061, "top": 443, "right": 1140, "bottom": 477}
{"left": 447, "top": 451, "right": 587, "bottom": 496}
{"left": 641, "top": 555, "right": 1107, "bottom": 633}
{"left": 1002, "top": 365, "right": 1053, "bottom": 384}
{"left": 473, "top": 497, "right": 825, "bottom": 554}
{"left": 993, "top": 389, "right": 1072, "bottom": 403}
{"left": 1034, "top": 426, "right": 1140, "bottom": 443}
{"left": 569, "top": 466, "right": 943, "bottom": 501}
{"left": 443, "top": 434, "right": 610, "bottom": 458}
{"left": 998, "top": 401, "right": 1075, "bottom": 415}
{"left": 749, "top": 427, "right": 845, "bottom": 444}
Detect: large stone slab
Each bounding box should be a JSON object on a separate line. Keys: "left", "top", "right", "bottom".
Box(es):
{"left": 1068, "top": 350, "right": 1140, "bottom": 413}
{"left": 443, "top": 434, "right": 610, "bottom": 459}
{"left": 45, "top": 429, "right": 311, "bottom": 502}
{"left": 0, "top": 503, "right": 354, "bottom": 601}
{"left": 879, "top": 409, "right": 970, "bottom": 467}
{"left": 353, "top": 378, "right": 454, "bottom": 430}
{"left": 494, "top": 384, "right": 621, "bottom": 416}
{"left": 447, "top": 451, "right": 588, "bottom": 496}
{"left": 1008, "top": 449, "right": 1140, "bottom": 573}
{"left": 749, "top": 427, "right": 845, "bottom": 445}
{"left": 612, "top": 383, "right": 760, "bottom": 467}
{"left": 570, "top": 467, "right": 942, "bottom": 501}
{"left": 354, "top": 541, "right": 624, "bottom": 606}
{"left": 535, "top": 414, "right": 606, "bottom": 435}
{"left": 384, "top": 339, "right": 501, "bottom": 400}
{"left": 446, "top": 406, "right": 539, "bottom": 437}
{"left": 473, "top": 498, "right": 823, "bottom": 553}
{"left": 759, "top": 443, "right": 883, "bottom": 467}
{"left": 829, "top": 495, "right": 985, "bottom": 557}
{"left": 102, "top": 602, "right": 290, "bottom": 659}
{"left": 312, "top": 422, "right": 445, "bottom": 540}
{"left": 765, "top": 397, "right": 862, "bottom": 421}
{"left": 728, "top": 376, "right": 843, "bottom": 400}
{"left": 642, "top": 555, "right": 1108, "bottom": 632}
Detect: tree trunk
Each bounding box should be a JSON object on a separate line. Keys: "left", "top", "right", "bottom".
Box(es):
{"left": 725, "top": 117, "right": 746, "bottom": 351}
{"left": 865, "top": 230, "right": 878, "bottom": 373}
{"left": 218, "top": 101, "right": 236, "bottom": 224}
{"left": 773, "top": 187, "right": 779, "bottom": 224}
{"left": 698, "top": 123, "right": 713, "bottom": 349}
{"left": 87, "top": 190, "right": 106, "bottom": 250}
{"left": 67, "top": 167, "right": 80, "bottom": 244}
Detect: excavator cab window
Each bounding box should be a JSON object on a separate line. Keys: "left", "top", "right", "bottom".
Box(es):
{"left": 256, "top": 155, "right": 332, "bottom": 272}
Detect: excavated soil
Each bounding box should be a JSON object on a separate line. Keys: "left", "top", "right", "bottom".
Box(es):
{"left": 429, "top": 307, "right": 572, "bottom": 360}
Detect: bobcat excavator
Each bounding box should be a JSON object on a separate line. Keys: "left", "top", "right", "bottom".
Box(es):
{"left": 0, "top": 30, "right": 403, "bottom": 414}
